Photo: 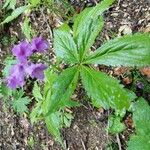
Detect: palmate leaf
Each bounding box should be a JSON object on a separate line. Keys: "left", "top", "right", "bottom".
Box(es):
{"left": 12, "top": 97, "right": 31, "bottom": 113}
{"left": 80, "top": 66, "right": 132, "bottom": 112}
{"left": 73, "top": 0, "right": 114, "bottom": 61}
{"left": 127, "top": 98, "right": 150, "bottom": 150}
{"left": 46, "top": 66, "right": 79, "bottom": 115}
{"left": 85, "top": 34, "right": 150, "bottom": 67}
{"left": 54, "top": 26, "right": 79, "bottom": 64}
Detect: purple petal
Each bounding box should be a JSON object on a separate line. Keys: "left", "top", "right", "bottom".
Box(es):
{"left": 10, "top": 63, "right": 25, "bottom": 77}
{"left": 12, "top": 41, "right": 32, "bottom": 63}
{"left": 7, "top": 75, "right": 25, "bottom": 89}
{"left": 136, "top": 82, "right": 144, "bottom": 89}
{"left": 6, "top": 63, "right": 26, "bottom": 89}
{"left": 31, "top": 37, "right": 49, "bottom": 53}
{"left": 27, "top": 63, "right": 47, "bottom": 80}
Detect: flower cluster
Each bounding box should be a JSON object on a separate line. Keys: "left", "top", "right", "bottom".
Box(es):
{"left": 6, "top": 37, "right": 49, "bottom": 89}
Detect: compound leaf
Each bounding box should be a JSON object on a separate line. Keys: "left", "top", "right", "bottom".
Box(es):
{"left": 73, "top": 0, "right": 114, "bottom": 61}
{"left": 80, "top": 66, "right": 132, "bottom": 112}
{"left": 85, "top": 34, "right": 150, "bottom": 67}
{"left": 127, "top": 98, "right": 150, "bottom": 150}
{"left": 12, "top": 96, "right": 31, "bottom": 113}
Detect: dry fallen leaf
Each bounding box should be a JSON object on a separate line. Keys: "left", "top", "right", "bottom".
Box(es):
{"left": 123, "top": 77, "right": 132, "bottom": 85}
{"left": 125, "top": 115, "right": 134, "bottom": 128}
{"left": 114, "top": 67, "right": 129, "bottom": 76}
{"left": 140, "top": 67, "right": 150, "bottom": 78}
{"left": 97, "top": 107, "right": 104, "bottom": 114}
{"left": 141, "top": 23, "right": 150, "bottom": 33}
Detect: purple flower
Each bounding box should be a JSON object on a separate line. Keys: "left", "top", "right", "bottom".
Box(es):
{"left": 26, "top": 63, "right": 47, "bottom": 80}
{"left": 6, "top": 64, "right": 25, "bottom": 89}
{"left": 136, "top": 82, "right": 144, "bottom": 89}
{"left": 12, "top": 41, "right": 32, "bottom": 63}
{"left": 31, "top": 37, "right": 49, "bottom": 53}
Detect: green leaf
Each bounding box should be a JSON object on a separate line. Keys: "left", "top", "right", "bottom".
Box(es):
{"left": 45, "top": 112, "right": 64, "bottom": 147}
{"left": 73, "top": 0, "right": 114, "bottom": 61}
{"left": 1, "top": 5, "right": 29, "bottom": 24}
{"left": 21, "top": 17, "right": 35, "bottom": 41}
{"left": 61, "top": 99, "right": 80, "bottom": 108}
{"left": 12, "top": 96, "right": 31, "bottom": 113}
{"left": 127, "top": 98, "right": 150, "bottom": 150}
{"left": 54, "top": 26, "right": 79, "bottom": 64}
{"left": 63, "top": 112, "right": 74, "bottom": 128}
{"left": 85, "top": 34, "right": 150, "bottom": 67}
{"left": 32, "top": 82, "right": 43, "bottom": 101}
{"left": 80, "top": 66, "right": 132, "bottom": 112}
{"left": 108, "top": 115, "right": 126, "bottom": 134}
{"left": 42, "top": 70, "right": 57, "bottom": 115}
{"left": 0, "top": 81, "right": 12, "bottom": 99}
{"left": 3, "top": 0, "right": 16, "bottom": 10}
{"left": 30, "top": 101, "right": 43, "bottom": 124}
{"left": 29, "top": 0, "right": 41, "bottom": 6}
{"left": 30, "top": 71, "right": 56, "bottom": 124}
{"left": 41, "top": 71, "right": 65, "bottom": 147}
{"left": 46, "top": 66, "right": 79, "bottom": 115}
{"left": 12, "top": 89, "right": 24, "bottom": 99}
{"left": 3, "top": 56, "right": 17, "bottom": 77}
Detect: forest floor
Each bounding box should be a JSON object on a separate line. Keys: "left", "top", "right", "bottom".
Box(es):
{"left": 0, "top": 0, "right": 150, "bottom": 150}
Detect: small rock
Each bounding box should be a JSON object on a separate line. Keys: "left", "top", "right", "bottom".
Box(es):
{"left": 118, "top": 25, "right": 132, "bottom": 35}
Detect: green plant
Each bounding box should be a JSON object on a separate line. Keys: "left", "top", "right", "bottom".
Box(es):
{"left": 0, "top": 56, "right": 31, "bottom": 113}
{"left": 12, "top": 89, "right": 31, "bottom": 113}
{"left": 30, "top": 69, "right": 78, "bottom": 148}
{"left": 0, "top": 81, "right": 31, "bottom": 113}
{"left": 30, "top": 0, "right": 150, "bottom": 148}
{"left": 127, "top": 98, "right": 150, "bottom": 150}
{"left": 1, "top": 0, "right": 150, "bottom": 149}
{"left": 21, "top": 17, "right": 36, "bottom": 41}
{"left": 1, "top": 0, "right": 74, "bottom": 25}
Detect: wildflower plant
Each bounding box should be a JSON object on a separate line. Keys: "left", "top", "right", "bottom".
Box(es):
{"left": 31, "top": 0, "right": 150, "bottom": 147}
